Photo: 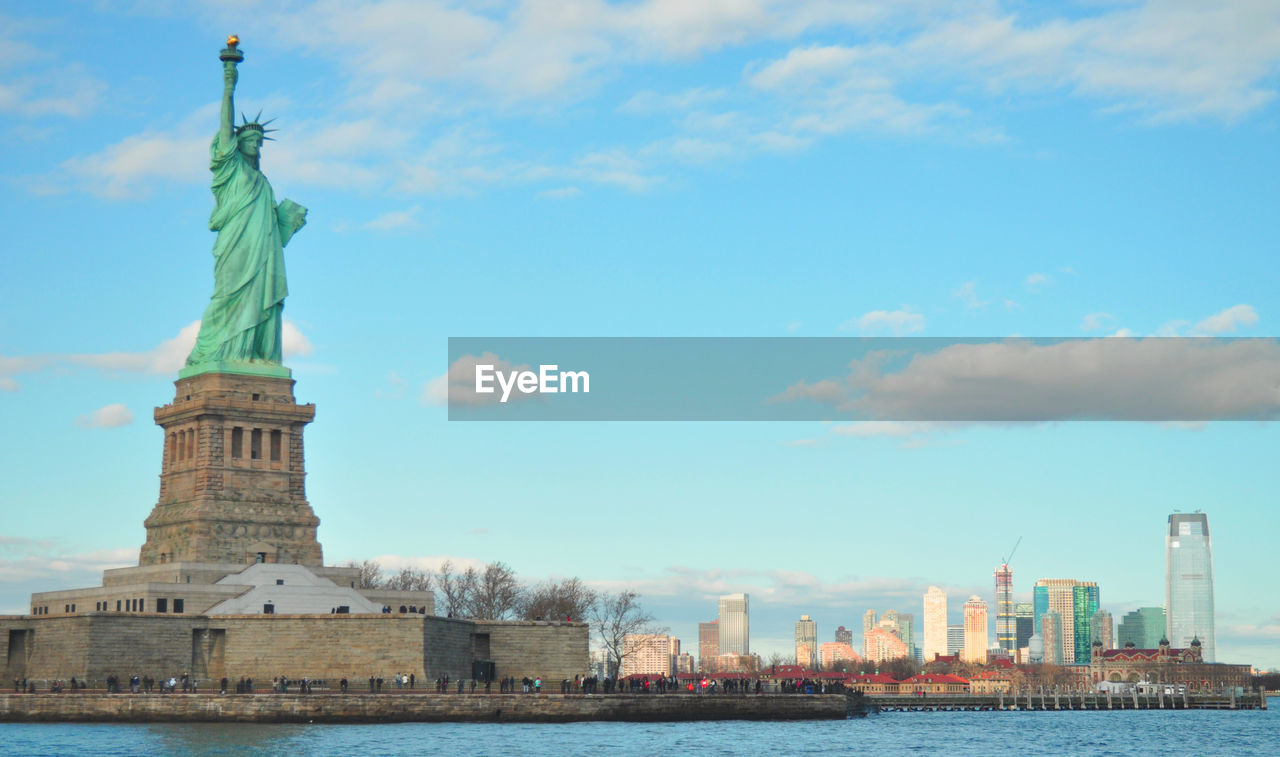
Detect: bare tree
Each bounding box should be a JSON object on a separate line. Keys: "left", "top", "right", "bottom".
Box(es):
{"left": 468, "top": 562, "right": 524, "bottom": 619}
{"left": 384, "top": 566, "right": 432, "bottom": 592}
{"left": 879, "top": 656, "right": 920, "bottom": 680}
{"left": 590, "top": 590, "right": 656, "bottom": 678}
{"left": 345, "top": 559, "right": 383, "bottom": 589}
{"left": 434, "top": 560, "right": 476, "bottom": 618}
{"left": 521, "top": 577, "right": 597, "bottom": 622}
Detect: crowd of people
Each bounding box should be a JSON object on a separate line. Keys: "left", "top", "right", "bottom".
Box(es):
{"left": 12, "top": 671, "right": 844, "bottom": 695}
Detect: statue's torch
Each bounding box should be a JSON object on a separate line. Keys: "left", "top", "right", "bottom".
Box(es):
{"left": 220, "top": 35, "right": 243, "bottom": 63}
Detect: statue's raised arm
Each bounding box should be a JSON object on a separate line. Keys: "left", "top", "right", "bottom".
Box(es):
{"left": 220, "top": 58, "right": 237, "bottom": 145}
{"left": 182, "top": 36, "right": 305, "bottom": 380}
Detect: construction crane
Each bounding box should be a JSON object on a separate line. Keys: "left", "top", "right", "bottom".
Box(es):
{"left": 1001, "top": 536, "right": 1022, "bottom": 567}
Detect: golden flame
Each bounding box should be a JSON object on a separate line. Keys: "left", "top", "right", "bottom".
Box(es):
{"left": 227, "top": 34, "right": 240, "bottom": 47}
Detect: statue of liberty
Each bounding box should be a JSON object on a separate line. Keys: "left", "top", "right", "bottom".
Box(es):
{"left": 183, "top": 36, "right": 307, "bottom": 378}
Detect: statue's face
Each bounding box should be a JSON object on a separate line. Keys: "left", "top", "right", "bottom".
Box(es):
{"left": 238, "top": 131, "right": 263, "bottom": 157}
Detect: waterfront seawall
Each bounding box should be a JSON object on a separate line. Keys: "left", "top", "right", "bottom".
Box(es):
{"left": 0, "top": 693, "right": 847, "bottom": 723}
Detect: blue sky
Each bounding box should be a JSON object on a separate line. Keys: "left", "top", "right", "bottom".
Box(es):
{"left": 1, "top": 1, "right": 1278, "bottom": 668}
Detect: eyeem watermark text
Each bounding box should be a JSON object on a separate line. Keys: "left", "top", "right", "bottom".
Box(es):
{"left": 475, "top": 364, "right": 590, "bottom": 403}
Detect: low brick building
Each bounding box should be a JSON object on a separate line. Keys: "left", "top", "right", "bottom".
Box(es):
{"left": 969, "top": 670, "right": 1014, "bottom": 695}
{"left": 1087, "top": 639, "right": 1250, "bottom": 692}
{"left": 897, "top": 673, "right": 970, "bottom": 695}
{"left": 846, "top": 673, "right": 899, "bottom": 694}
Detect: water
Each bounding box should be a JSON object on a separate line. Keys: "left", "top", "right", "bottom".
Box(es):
{"left": 2, "top": 706, "right": 1277, "bottom": 756}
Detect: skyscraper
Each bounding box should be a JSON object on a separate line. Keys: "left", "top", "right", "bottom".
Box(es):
{"left": 923, "top": 586, "right": 948, "bottom": 662}
{"left": 946, "top": 625, "right": 964, "bottom": 656}
{"left": 898, "top": 612, "right": 915, "bottom": 659}
{"left": 718, "top": 593, "right": 750, "bottom": 656}
{"left": 1014, "top": 602, "right": 1034, "bottom": 650}
{"left": 1166, "top": 512, "right": 1215, "bottom": 662}
{"left": 881, "top": 609, "right": 900, "bottom": 636}
{"left": 1041, "top": 610, "right": 1063, "bottom": 666}
{"left": 698, "top": 620, "right": 719, "bottom": 670}
{"left": 1073, "top": 583, "right": 1100, "bottom": 663}
{"left": 621, "top": 633, "right": 679, "bottom": 677}
{"left": 835, "top": 625, "right": 853, "bottom": 647}
{"left": 1090, "top": 609, "right": 1114, "bottom": 651}
{"left": 1033, "top": 578, "right": 1099, "bottom": 664}
{"left": 863, "top": 627, "right": 908, "bottom": 663}
{"left": 994, "top": 563, "right": 1015, "bottom": 652}
{"left": 819, "top": 641, "right": 859, "bottom": 669}
{"left": 863, "top": 608, "right": 878, "bottom": 657}
{"left": 1118, "top": 607, "right": 1166, "bottom": 649}
{"left": 963, "top": 595, "right": 988, "bottom": 664}
{"left": 795, "top": 614, "right": 817, "bottom": 668}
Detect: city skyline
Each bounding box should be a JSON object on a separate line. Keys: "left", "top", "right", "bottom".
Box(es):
{"left": 651, "top": 512, "right": 1234, "bottom": 672}
{"left": 3, "top": 4, "right": 1279, "bottom": 671}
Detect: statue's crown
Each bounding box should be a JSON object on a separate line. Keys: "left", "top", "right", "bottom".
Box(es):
{"left": 236, "top": 110, "right": 277, "bottom": 140}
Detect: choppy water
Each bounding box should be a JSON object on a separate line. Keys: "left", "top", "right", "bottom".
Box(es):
{"left": 2, "top": 704, "right": 1276, "bottom": 756}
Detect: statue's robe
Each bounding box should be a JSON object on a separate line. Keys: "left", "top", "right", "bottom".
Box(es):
{"left": 187, "top": 130, "right": 297, "bottom": 368}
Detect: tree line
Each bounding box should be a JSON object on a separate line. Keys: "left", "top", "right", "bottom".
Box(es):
{"left": 345, "top": 558, "right": 657, "bottom": 677}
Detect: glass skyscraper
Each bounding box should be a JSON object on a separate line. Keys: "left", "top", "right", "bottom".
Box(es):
{"left": 1033, "top": 578, "right": 1097, "bottom": 664}
{"left": 1166, "top": 512, "right": 1215, "bottom": 661}
{"left": 1118, "top": 607, "right": 1166, "bottom": 649}
{"left": 1072, "top": 583, "right": 1100, "bottom": 663}
{"left": 1015, "top": 602, "right": 1034, "bottom": 650}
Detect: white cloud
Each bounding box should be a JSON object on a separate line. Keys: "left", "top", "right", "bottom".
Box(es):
{"left": 0, "top": 538, "right": 133, "bottom": 585}
{"left": 362, "top": 206, "right": 422, "bottom": 231}
{"left": 1082, "top": 312, "right": 1112, "bottom": 332}
{"left": 1026, "top": 272, "right": 1048, "bottom": 287}
{"left": 0, "top": 320, "right": 314, "bottom": 386}
{"left": 75, "top": 403, "right": 134, "bottom": 429}
{"left": 953, "top": 281, "right": 988, "bottom": 309}
{"left": 375, "top": 371, "right": 408, "bottom": 400}
{"left": 770, "top": 337, "right": 1280, "bottom": 422}
{"left": 784, "top": 438, "right": 818, "bottom": 447}
{"left": 830, "top": 421, "right": 939, "bottom": 438}
{"left": 1155, "top": 304, "right": 1259, "bottom": 336}
{"left": 423, "top": 352, "right": 537, "bottom": 406}
{"left": 0, "top": 376, "right": 18, "bottom": 392}
{"left": 282, "top": 321, "right": 314, "bottom": 358}
{"left": 589, "top": 564, "right": 965, "bottom": 615}
{"left": 537, "top": 186, "right": 582, "bottom": 200}
{"left": 749, "top": 44, "right": 866, "bottom": 91}
{"left": 60, "top": 130, "right": 209, "bottom": 199}
{"left": 0, "top": 63, "right": 104, "bottom": 118}
{"left": 841, "top": 308, "right": 925, "bottom": 335}
{"left": 1194, "top": 304, "right": 1258, "bottom": 335}
{"left": 620, "top": 87, "right": 728, "bottom": 114}
{"left": 45, "top": 1, "right": 1280, "bottom": 201}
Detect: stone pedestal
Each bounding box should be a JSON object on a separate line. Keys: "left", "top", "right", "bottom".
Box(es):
{"left": 140, "top": 372, "right": 322, "bottom": 566}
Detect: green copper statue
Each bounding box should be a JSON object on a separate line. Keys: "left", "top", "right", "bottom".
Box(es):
{"left": 183, "top": 36, "right": 307, "bottom": 379}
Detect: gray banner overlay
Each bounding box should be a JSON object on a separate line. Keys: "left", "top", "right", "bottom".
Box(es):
{"left": 445, "top": 337, "right": 1280, "bottom": 421}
